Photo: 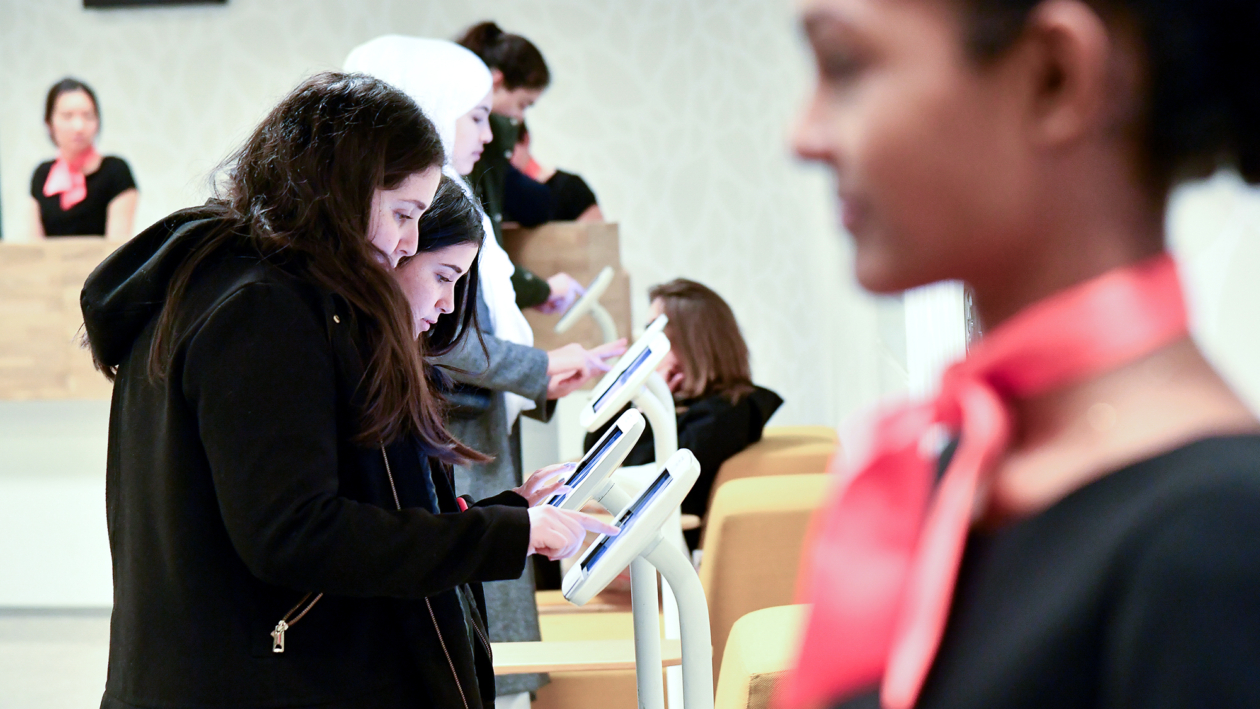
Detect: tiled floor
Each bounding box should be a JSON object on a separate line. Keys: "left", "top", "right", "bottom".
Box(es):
{"left": 0, "top": 610, "right": 110, "bottom": 709}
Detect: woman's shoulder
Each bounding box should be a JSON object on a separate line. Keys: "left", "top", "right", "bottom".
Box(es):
{"left": 94, "top": 156, "right": 137, "bottom": 191}
{"left": 29, "top": 160, "right": 54, "bottom": 193}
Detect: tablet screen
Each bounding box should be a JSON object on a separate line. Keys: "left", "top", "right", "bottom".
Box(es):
{"left": 592, "top": 347, "right": 653, "bottom": 413}
{"left": 581, "top": 469, "right": 673, "bottom": 571}
{"left": 548, "top": 428, "right": 623, "bottom": 508}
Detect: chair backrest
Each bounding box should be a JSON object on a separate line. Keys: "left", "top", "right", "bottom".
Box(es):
{"left": 713, "top": 604, "right": 808, "bottom": 709}
{"left": 707, "top": 435, "right": 836, "bottom": 513}
{"left": 759, "top": 425, "right": 837, "bottom": 444}
{"left": 699, "top": 474, "right": 829, "bottom": 680}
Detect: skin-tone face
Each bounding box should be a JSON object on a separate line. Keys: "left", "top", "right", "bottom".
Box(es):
{"left": 451, "top": 91, "right": 494, "bottom": 175}
{"left": 793, "top": 0, "right": 1157, "bottom": 326}
{"left": 490, "top": 70, "right": 544, "bottom": 120}
{"left": 366, "top": 168, "right": 442, "bottom": 268}
{"left": 48, "top": 90, "right": 99, "bottom": 157}
{"left": 395, "top": 242, "right": 481, "bottom": 337}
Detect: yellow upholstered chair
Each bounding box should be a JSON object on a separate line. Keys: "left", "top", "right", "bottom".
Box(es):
{"left": 760, "top": 425, "right": 838, "bottom": 444}
{"left": 714, "top": 605, "right": 808, "bottom": 709}
{"left": 708, "top": 434, "right": 836, "bottom": 511}
{"left": 699, "top": 474, "right": 829, "bottom": 680}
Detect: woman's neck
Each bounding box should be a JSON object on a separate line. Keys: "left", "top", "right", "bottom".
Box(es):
{"left": 981, "top": 338, "right": 1259, "bottom": 524}
{"left": 60, "top": 145, "right": 101, "bottom": 171}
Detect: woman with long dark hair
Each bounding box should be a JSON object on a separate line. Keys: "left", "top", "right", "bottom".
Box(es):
{"left": 778, "top": 0, "right": 1260, "bottom": 708}
{"left": 81, "top": 72, "right": 613, "bottom": 709}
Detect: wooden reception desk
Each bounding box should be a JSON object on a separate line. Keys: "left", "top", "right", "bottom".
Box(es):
{"left": 0, "top": 223, "right": 631, "bottom": 399}
{"left": 501, "top": 222, "right": 632, "bottom": 352}
{"left": 0, "top": 238, "right": 123, "bottom": 400}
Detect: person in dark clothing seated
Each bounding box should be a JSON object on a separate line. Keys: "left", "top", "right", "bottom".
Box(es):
{"left": 585, "top": 279, "right": 782, "bottom": 550}
{"left": 509, "top": 121, "right": 605, "bottom": 223}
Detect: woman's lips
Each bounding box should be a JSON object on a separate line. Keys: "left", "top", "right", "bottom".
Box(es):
{"left": 839, "top": 196, "right": 869, "bottom": 235}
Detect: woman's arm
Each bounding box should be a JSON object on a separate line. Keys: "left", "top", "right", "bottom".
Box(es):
{"left": 29, "top": 198, "right": 45, "bottom": 240}
{"left": 105, "top": 188, "right": 138, "bottom": 240}
{"left": 432, "top": 327, "right": 551, "bottom": 408}
{"left": 183, "top": 283, "right": 531, "bottom": 598}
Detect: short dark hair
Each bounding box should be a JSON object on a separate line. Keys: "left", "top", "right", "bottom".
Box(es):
{"left": 958, "top": 0, "right": 1260, "bottom": 190}
{"left": 45, "top": 77, "right": 99, "bottom": 124}
{"left": 457, "top": 21, "right": 551, "bottom": 91}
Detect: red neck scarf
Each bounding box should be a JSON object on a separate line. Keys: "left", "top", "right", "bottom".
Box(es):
{"left": 43, "top": 146, "right": 99, "bottom": 211}
{"left": 778, "top": 253, "right": 1188, "bottom": 709}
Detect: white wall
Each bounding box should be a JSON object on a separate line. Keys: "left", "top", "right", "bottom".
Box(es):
{"left": 0, "top": 0, "right": 892, "bottom": 430}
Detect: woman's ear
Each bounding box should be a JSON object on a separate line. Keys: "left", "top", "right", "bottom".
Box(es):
{"left": 490, "top": 68, "right": 506, "bottom": 92}
{"left": 1019, "top": 0, "right": 1115, "bottom": 147}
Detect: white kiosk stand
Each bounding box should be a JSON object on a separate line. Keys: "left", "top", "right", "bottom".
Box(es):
{"left": 555, "top": 266, "right": 618, "bottom": 344}
{"left": 577, "top": 315, "right": 702, "bottom": 709}
{"left": 563, "top": 449, "right": 714, "bottom": 709}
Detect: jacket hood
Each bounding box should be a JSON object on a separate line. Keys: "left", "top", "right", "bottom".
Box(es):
{"left": 80, "top": 205, "right": 231, "bottom": 373}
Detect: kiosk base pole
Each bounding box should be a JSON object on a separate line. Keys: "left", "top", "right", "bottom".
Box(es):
{"left": 630, "top": 557, "right": 665, "bottom": 709}
{"left": 591, "top": 302, "right": 619, "bottom": 345}
{"left": 646, "top": 540, "right": 714, "bottom": 709}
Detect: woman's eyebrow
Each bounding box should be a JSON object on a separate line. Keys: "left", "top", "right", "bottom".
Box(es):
{"left": 441, "top": 263, "right": 465, "bottom": 274}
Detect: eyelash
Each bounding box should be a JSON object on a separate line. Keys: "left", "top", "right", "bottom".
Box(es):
{"left": 437, "top": 275, "right": 452, "bottom": 284}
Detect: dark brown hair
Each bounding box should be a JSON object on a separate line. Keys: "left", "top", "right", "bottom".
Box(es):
{"left": 143, "top": 72, "right": 480, "bottom": 461}
{"left": 45, "top": 77, "right": 99, "bottom": 124}
{"left": 457, "top": 21, "right": 551, "bottom": 91}
{"left": 410, "top": 175, "right": 485, "bottom": 354}
{"left": 959, "top": 0, "right": 1260, "bottom": 190}
{"left": 649, "top": 279, "right": 754, "bottom": 403}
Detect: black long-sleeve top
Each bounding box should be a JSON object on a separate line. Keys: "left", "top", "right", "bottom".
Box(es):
{"left": 82, "top": 207, "right": 531, "bottom": 709}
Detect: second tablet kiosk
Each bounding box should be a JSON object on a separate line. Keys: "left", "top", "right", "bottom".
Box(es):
{"left": 544, "top": 408, "right": 646, "bottom": 511}
{"left": 579, "top": 314, "right": 671, "bottom": 432}
{"left": 562, "top": 448, "right": 701, "bottom": 606}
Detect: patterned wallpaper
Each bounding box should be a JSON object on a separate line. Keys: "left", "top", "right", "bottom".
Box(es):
{"left": 0, "top": 0, "right": 895, "bottom": 426}
{"left": 4, "top": 0, "right": 1255, "bottom": 424}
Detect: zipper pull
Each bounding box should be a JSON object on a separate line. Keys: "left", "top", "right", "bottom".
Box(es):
{"left": 271, "top": 620, "right": 288, "bottom": 653}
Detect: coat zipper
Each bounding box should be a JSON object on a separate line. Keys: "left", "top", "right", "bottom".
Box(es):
{"left": 381, "top": 446, "right": 470, "bottom": 709}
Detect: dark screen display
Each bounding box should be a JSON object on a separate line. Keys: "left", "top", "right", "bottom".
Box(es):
{"left": 592, "top": 347, "right": 653, "bottom": 413}
{"left": 548, "top": 429, "right": 623, "bottom": 507}
{"left": 581, "top": 470, "right": 673, "bottom": 571}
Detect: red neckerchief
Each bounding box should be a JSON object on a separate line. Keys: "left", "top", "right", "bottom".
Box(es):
{"left": 43, "top": 146, "right": 100, "bottom": 211}
{"left": 777, "top": 253, "right": 1188, "bottom": 709}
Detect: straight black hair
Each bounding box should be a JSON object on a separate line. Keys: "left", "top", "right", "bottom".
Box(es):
{"left": 960, "top": 0, "right": 1260, "bottom": 190}
{"left": 411, "top": 175, "right": 486, "bottom": 355}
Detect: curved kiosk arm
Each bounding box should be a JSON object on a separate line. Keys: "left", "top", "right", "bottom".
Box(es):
{"left": 562, "top": 450, "right": 714, "bottom": 709}
{"left": 555, "top": 266, "right": 618, "bottom": 344}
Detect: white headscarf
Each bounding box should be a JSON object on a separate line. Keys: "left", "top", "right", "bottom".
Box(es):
{"left": 344, "top": 35, "right": 537, "bottom": 424}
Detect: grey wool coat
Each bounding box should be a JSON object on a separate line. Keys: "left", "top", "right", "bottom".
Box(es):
{"left": 431, "top": 292, "right": 553, "bottom": 696}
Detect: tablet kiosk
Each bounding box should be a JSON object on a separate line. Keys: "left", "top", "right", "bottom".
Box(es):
{"left": 579, "top": 315, "right": 671, "bottom": 432}
{"left": 562, "top": 448, "right": 701, "bottom": 606}
{"left": 543, "top": 408, "right": 646, "bottom": 510}
{"left": 554, "top": 266, "right": 616, "bottom": 339}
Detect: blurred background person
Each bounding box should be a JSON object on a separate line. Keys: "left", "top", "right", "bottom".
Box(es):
{"left": 30, "top": 78, "right": 136, "bottom": 239}
{"left": 584, "top": 279, "right": 783, "bottom": 550}
{"left": 457, "top": 21, "right": 584, "bottom": 313}
{"left": 510, "top": 121, "right": 604, "bottom": 222}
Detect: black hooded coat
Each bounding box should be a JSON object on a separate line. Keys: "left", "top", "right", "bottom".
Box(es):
{"left": 81, "top": 206, "right": 530, "bottom": 709}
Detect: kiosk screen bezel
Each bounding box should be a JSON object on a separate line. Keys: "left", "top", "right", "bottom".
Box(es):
{"left": 580, "top": 469, "right": 673, "bottom": 571}
{"left": 547, "top": 428, "right": 624, "bottom": 507}
{"left": 592, "top": 347, "right": 654, "bottom": 413}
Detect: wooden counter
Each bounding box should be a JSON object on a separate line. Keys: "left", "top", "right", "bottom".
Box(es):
{"left": 493, "top": 638, "right": 681, "bottom": 675}
{"left": 501, "top": 222, "right": 633, "bottom": 352}
{"left": 0, "top": 238, "right": 122, "bottom": 400}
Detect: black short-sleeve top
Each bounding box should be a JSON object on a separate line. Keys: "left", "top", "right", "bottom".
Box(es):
{"left": 837, "top": 434, "right": 1260, "bottom": 709}
{"left": 30, "top": 156, "right": 136, "bottom": 237}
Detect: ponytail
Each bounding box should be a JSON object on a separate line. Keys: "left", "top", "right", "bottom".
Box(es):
{"left": 456, "top": 21, "right": 551, "bottom": 91}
